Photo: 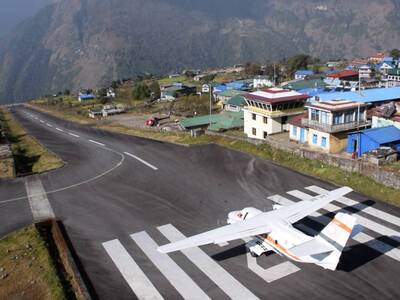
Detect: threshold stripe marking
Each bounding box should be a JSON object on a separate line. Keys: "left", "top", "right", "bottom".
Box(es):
{"left": 124, "top": 152, "right": 158, "bottom": 170}
{"left": 46, "top": 123, "right": 53, "bottom": 127}
{"left": 55, "top": 127, "right": 64, "bottom": 132}
{"left": 306, "top": 185, "right": 400, "bottom": 228}
{"left": 288, "top": 190, "right": 400, "bottom": 241}
{"left": 103, "top": 239, "right": 164, "bottom": 300}
{"left": 68, "top": 133, "right": 80, "bottom": 138}
{"left": 25, "top": 177, "right": 55, "bottom": 221}
{"left": 89, "top": 139, "right": 105, "bottom": 147}
{"left": 40, "top": 120, "right": 44, "bottom": 123}
{"left": 158, "top": 224, "right": 259, "bottom": 300}
{"left": 131, "top": 231, "right": 210, "bottom": 300}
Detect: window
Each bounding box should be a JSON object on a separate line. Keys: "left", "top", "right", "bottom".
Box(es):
{"left": 311, "top": 109, "right": 320, "bottom": 122}
{"left": 252, "top": 128, "right": 257, "bottom": 136}
{"left": 321, "top": 137, "right": 327, "bottom": 148}
{"left": 292, "top": 126, "right": 297, "bottom": 137}
{"left": 312, "top": 134, "right": 318, "bottom": 145}
{"left": 321, "top": 111, "right": 328, "bottom": 124}
{"left": 333, "top": 113, "right": 342, "bottom": 125}
{"left": 263, "top": 116, "right": 268, "bottom": 124}
{"left": 252, "top": 114, "right": 256, "bottom": 121}
{"left": 344, "top": 111, "right": 354, "bottom": 123}
{"left": 263, "top": 131, "right": 268, "bottom": 139}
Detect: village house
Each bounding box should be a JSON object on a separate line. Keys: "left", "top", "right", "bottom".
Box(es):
{"left": 160, "top": 83, "right": 196, "bottom": 101}
{"left": 358, "top": 65, "right": 374, "bottom": 79}
{"left": 78, "top": 92, "right": 95, "bottom": 102}
{"left": 294, "top": 70, "right": 314, "bottom": 80}
{"left": 225, "top": 95, "right": 246, "bottom": 112}
{"left": 253, "top": 76, "right": 273, "bottom": 89}
{"left": 386, "top": 68, "right": 400, "bottom": 82}
{"left": 243, "top": 88, "right": 308, "bottom": 140}
{"left": 289, "top": 100, "right": 370, "bottom": 153}
{"left": 369, "top": 52, "right": 386, "bottom": 64}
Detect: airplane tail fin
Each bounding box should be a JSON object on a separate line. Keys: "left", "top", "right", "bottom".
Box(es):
{"left": 316, "top": 212, "right": 356, "bottom": 270}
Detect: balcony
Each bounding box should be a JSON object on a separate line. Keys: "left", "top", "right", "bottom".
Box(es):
{"left": 301, "top": 119, "right": 371, "bottom": 133}
{"left": 246, "top": 106, "right": 305, "bottom": 117}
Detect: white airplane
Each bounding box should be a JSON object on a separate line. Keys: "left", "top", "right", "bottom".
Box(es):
{"left": 158, "top": 187, "right": 357, "bottom": 271}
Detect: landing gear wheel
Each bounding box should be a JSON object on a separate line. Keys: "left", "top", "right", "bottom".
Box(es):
{"left": 250, "top": 251, "right": 259, "bottom": 258}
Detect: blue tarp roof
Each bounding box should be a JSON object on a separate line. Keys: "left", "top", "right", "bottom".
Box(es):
{"left": 315, "top": 87, "right": 400, "bottom": 103}
{"left": 352, "top": 126, "right": 400, "bottom": 144}
{"left": 295, "top": 70, "right": 314, "bottom": 76}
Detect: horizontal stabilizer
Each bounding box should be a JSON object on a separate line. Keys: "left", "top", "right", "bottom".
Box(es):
{"left": 289, "top": 238, "right": 334, "bottom": 257}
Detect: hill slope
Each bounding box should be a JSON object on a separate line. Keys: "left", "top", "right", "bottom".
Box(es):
{"left": 1, "top": 0, "right": 400, "bottom": 103}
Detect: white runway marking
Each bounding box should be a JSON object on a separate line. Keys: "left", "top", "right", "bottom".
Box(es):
{"left": 131, "top": 231, "right": 210, "bottom": 300}
{"left": 68, "top": 133, "right": 80, "bottom": 138}
{"left": 55, "top": 127, "right": 64, "bottom": 132}
{"left": 287, "top": 190, "right": 400, "bottom": 242}
{"left": 46, "top": 123, "right": 53, "bottom": 127}
{"left": 306, "top": 185, "right": 400, "bottom": 228}
{"left": 40, "top": 120, "right": 44, "bottom": 123}
{"left": 25, "top": 177, "right": 55, "bottom": 221}
{"left": 89, "top": 139, "right": 106, "bottom": 147}
{"left": 124, "top": 152, "right": 158, "bottom": 170}
{"left": 103, "top": 239, "right": 164, "bottom": 300}
{"left": 158, "top": 224, "right": 259, "bottom": 300}
{"left": 268, "top": 192, "right": 400, "bottom": 262}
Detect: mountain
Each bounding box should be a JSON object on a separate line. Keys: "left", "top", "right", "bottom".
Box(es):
{"left": 1, "top": 0, "right": 400, "bottom": 103}
{"left": 0, "top": 0, "right": 52, "bottom": 37}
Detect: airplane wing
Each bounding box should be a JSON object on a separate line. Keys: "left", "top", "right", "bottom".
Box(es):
{"left": 158, "top": 187, "right": 352, "bottom": 254}
{"left": 274, "top": 187, "right": 352, "bottom": 224}
{"left": 158, "top": 215, "right": 271, "bottom": 253}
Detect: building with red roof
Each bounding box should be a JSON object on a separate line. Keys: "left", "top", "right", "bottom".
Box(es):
{"left": 327, "top": 70, "right": 359, "bottom": 81}
{"left": 243, "top": 88, "right": 308, "bottom": 139}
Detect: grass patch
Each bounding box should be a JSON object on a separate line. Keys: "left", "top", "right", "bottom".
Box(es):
{"left": 0, "top": 107, "right": 64, "bottom": 175}
{"left": 0, "top": 226, "right": 68, "bottom": 300}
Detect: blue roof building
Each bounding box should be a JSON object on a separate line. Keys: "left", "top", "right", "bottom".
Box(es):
{"left": 347, "top": 126, "right": 400, "bottom": 156}
{"left": 314, "top": 87, "right": 400, "bottom": 104}
{"left": 295, "top": 70, "right": 314, "bottom": 79}
{"left": 78, "top": 93, "right": 95, "bottom": 101}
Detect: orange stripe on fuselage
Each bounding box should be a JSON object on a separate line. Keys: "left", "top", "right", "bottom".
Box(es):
{"left": 332, "top": 218, "right": 352, "bottom": 233}
{"left": 261, "top": 234, "right": 301, "bottom": 261}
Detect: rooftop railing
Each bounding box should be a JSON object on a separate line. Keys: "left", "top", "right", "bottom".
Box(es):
{"left": 301, "top": 119, "right": 371, "bottom": 133}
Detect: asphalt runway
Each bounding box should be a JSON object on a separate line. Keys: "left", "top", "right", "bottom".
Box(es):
{"left": 0, "top": 105, "right": 399, "bottom": 299}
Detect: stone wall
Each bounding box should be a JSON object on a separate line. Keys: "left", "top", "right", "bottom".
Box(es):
{"left": 0, "top": 127, "right": 15, "bottom": 179}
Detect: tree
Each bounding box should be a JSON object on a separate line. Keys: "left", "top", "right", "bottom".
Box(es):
{"left": 132, "top": 82, "right": 150, "bottom": 100}
{"left": 287, "top": 54, "right": 311, "bottom": 76}
{"left": 200, "top": 74, "right": 216, "bottom": 83}
{"left": 63, "top": 89, "right": 70, "bottom": 96}
{"left": 149, "top": 81, "right": 161, "bottom": 101}
{"left": 390, "top": 48, "right": 400, "bottom": 60}
{"left": 111, "top": 80, "right": 119, "bottom": 89}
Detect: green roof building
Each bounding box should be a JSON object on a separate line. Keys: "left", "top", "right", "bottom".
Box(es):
{"left": 180, "top": 111, "right": 244, "bottom": 132}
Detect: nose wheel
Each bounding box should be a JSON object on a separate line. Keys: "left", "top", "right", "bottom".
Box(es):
{"left": 250, "top": 250, "right": 261, "bottom": 258}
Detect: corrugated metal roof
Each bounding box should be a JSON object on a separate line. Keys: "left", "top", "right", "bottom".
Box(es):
{"left": 355, "top": 125, "right": 400, "bottom": 144}
{"left": 227, "top": 95, "right": 246, "bottom": 106}
{"left": 180, "top": 111, "right": 244, "bottom": 131}
{"left": 316, "top": 87, "right": 400, "bottom": 103}
{"left": 295, "top": 70, "right": 314, "bottom": 76}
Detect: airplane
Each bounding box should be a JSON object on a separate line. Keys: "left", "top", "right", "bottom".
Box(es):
{"left": 158, "top": 186, "right": 357, "bottom": 271}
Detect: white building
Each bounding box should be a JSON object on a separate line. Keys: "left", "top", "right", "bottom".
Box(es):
{"left": 243, "top": 88, "right": 308, "bottom": 140}
{"left": 253, "top": 76, "right": 273, "bottom": 89}
{"left": 358, "top": 65, "right": 373, "bottom": 79}
{"left": 289, "top": 100, "right": 369, "bottom": 153}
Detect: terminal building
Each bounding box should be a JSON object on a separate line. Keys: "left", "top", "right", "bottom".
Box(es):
{"left": 243, "top": 88, "right": 308, "bottom": 140}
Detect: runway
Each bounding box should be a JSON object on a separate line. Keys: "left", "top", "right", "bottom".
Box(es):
{"left": 0, "top": 105, "right": 399, "bottom": 299}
